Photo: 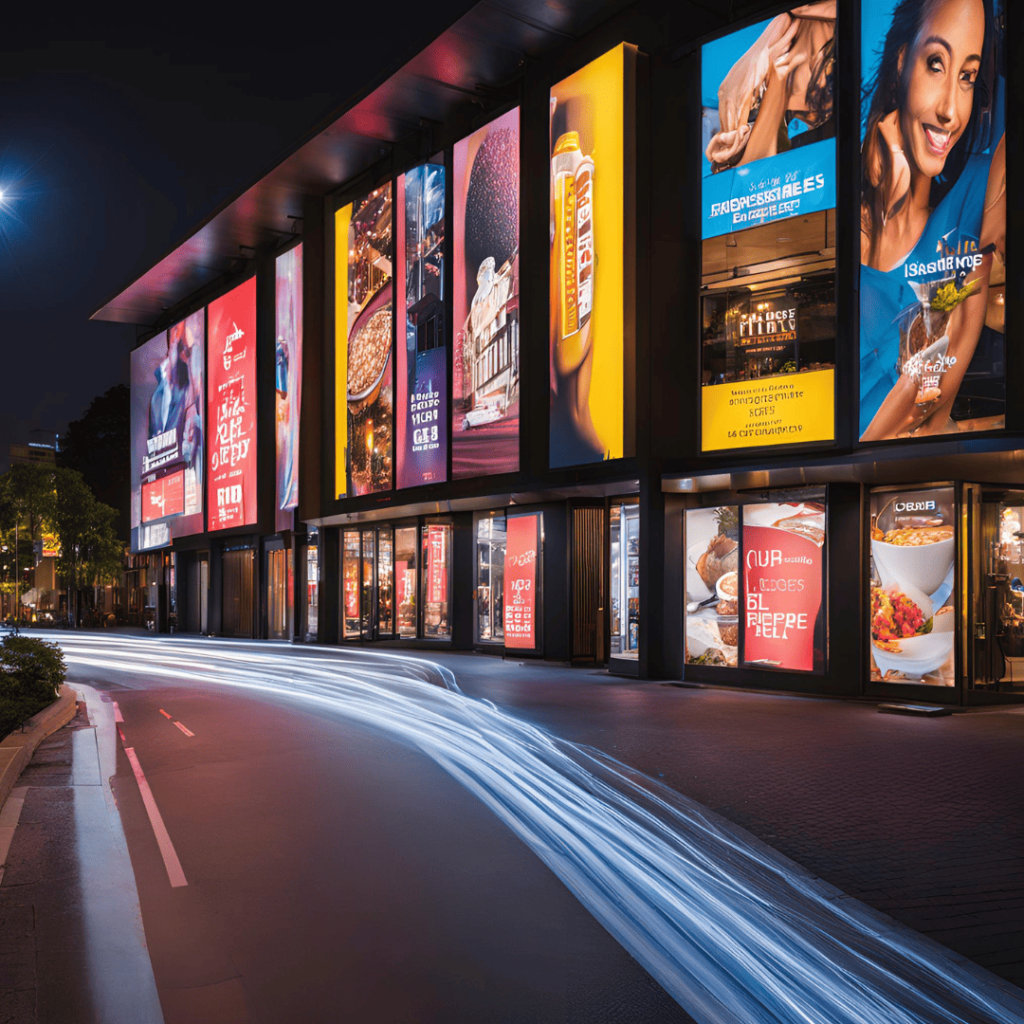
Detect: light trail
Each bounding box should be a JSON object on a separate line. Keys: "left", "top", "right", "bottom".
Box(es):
{"left": 52, "top": 633, "right": 1024, "bottom": 1024}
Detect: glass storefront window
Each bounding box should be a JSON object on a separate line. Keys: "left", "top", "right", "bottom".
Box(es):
{"left": 378, "top": 530, "right": 393, "bottom": 636}
{"left": 422, "top": 522, "right": 451, "bottom": 640}
{"left": 395, "top": 527, "right": 417, "bottom": 638}
{"left": 306, "top": 528, "right": 319, "bottom": 642}
{"left": 342, "top": 530, "right": 361, "bottom": 638}
{"left": 476, "top": 514, "right": 506, "bottom": 643}
{"left": 610, "top": 503, "right": 640, "bottom": 658}
{"left": 361, "top": 531, "right": 375, "bottom": 637}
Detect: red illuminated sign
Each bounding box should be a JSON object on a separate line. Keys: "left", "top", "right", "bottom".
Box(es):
{"left": 208, "top": 278, "right": 258, "bottom": 531}
{"left": 504, "top": 514, "right": 539, "bottom": 650}
{"left": 142, "top": 471, "right": 184, "bottom": 523}
{"left": 427, "top": 526, "right": 448, "bottom": 605}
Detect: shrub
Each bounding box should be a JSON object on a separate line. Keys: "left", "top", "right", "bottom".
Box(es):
{"left": 0, "top": 634, "right": 66, "bottom": 738}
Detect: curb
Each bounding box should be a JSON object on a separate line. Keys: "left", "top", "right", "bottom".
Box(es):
{"left": 0, "top": 685, "right": 78, "bottom": 811}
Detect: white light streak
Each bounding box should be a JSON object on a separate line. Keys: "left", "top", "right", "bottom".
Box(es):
{"left": 48, "top": 634, "right": 1024, "bottom": 1024}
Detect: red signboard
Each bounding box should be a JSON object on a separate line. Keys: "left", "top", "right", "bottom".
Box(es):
{"left": 743, "top": 516, "right": 823, "bottom": 672}
{"left": 427, "top": 525, "right": 448, "bottom": 605}
{"left": 208, "top": 278, "right": 258, "bottom": 531}
{"left": 142, "top": 471, "right": 184, "bottom": 523}
{"left": 504, "top": 514, "right": 539, "bottom": 650}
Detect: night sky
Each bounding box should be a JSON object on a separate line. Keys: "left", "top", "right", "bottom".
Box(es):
{"left": 0, "top": 2, "right": 476, "bottom": 471}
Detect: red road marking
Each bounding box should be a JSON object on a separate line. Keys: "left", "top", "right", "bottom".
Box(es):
{"left": 173, "top": 721, "right": 194, "bottom": 738}
{"left": 113, "top": 701, "right": 123, "bottom": 723}
{"left": 118, "top": 728, "right": 126, "bottom": 743}
{"left": 158, "top": 709, "right": 172, "bottom": 719}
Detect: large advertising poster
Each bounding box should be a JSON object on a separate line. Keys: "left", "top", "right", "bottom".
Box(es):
{"left": 742, "top": 501, "right": 825, "bottom": 672}
{"left": 859, "top": 1, "right": 1005, "bottom": 441}
{"left": 276, "top": 244, "right": 303, "bottom": 531}
{"left": 129, "top": 314, "right": 205, "bottom": 552}
{"left": 336, "top": 186, "right": 394, "bottom": 497}
{"left": 700, "top": 5, "right": 837, "bottom": 451}
{"left": 397, "top": 161, "right": 446, "bottom": 489}
{"left": 504, "top": 513, "right": 540, "bottom": 650}
{"left": 869, "top": 487, "right": 955, "bottom": 686}
{"left": 453, "top": 109, "right": 520, "bottom": 478}
{"left": 208, "top": 277, "right": 258, "bottom": 532}
{"left": 549, "top": 44, "right": 634, "bottom": 469}
{"left": 686, "top": 506, "right": 740, "bottom": 667}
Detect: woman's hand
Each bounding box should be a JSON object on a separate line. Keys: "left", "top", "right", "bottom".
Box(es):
{"left": 869, "top": 111, "right": 911, "bottom": 222}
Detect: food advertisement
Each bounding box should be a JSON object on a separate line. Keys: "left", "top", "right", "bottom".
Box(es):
{"left": 336, "top": 185, "right": 394, "bottom": 498}
{"left": 700, "top": 5, "right": 837, "bottom": 452}
{"left": 504, "top": 513, "right": 539, "bottom": 650}
{"left": 275, "top": 244, "right": 302, "bottom": 530}
{"left": 742, "top": 501, "right": 825, "bottom": 672}
{"left": 397, "top": 161, "right": 447, "bottom": 489}
{"left": 869, "top": 487, "right": 955, "bottom": 686}
{"left": 129, "top": 313, "right": 205, "bottom": 552}
{"left": 549, "top": 44, "right": 635, "bottom": 469}
{"left": 859, "top": 0, "right": 1005, "bottom": 441}
{"left": 208, "top": 278, "right": 258, "bottom": 532}
{"left": 685, "top": 506, "right": 740, "bottom": 667}
{"left": 453, "top": 108, "right": 520, "bottom": 479}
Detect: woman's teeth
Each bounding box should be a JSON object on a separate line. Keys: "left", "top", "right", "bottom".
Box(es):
{"left": 924, "top": 127, "right": 951, "bottom": 154}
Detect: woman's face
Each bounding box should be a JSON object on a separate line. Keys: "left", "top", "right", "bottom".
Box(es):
{"left": 899, "top": 0, "right": 984, "bottom": 179}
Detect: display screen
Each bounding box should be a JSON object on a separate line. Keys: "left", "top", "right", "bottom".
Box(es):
{"left": 859, "top": 1, "right": 1005, "bottom": 441}
{"left": 129, "top": 313, "right": 205, "bottom": 552}
{"left": 276, "top": 244, "right": 303, "bottom": 530}
{"left": 397, "top": 161, "right": 446, "bottom": 488}
{"left": 549, "top": 45, "right": 632, "bottom": 468}
{"left": 685, "top": 506, "right": 740, "bottom": 666}
{"left": 869, "top": 487, "right": 955, "bottom": 686}
{"left": 504, "top": 513, "right": 539, "bottom": 649}
{"left": 700, "top": 5, "right": 837, "bottom": 451}
{"left": 453, "top": 109, "right": 520, "bottom": 478}
{"left": 336, "top": 186, "right": 394, "bottom": 498}
{"left": 208, "top": 277, "right": 258, "bottom": 532}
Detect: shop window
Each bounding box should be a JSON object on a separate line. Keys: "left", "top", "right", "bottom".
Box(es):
{"left": 306, "top": 528, "right": 319, "bottom": 642}
{"left": 610, "top": 503, "right": 640, "bottom": 658}
{"left": 342, "top": 530, "right": 361, "bottom": 638}
{"left": 361, "top": 531, "right": 375, "bottom": 637}
{"left": 476, "top": 514, "right": 506, "bottom": 643}
{"left": 395, "top": 527, "right": 418, "bottom": 638}
{"left": 378, "top": 530, "right": 394, "bottom": 637}
{"left": 421, "top": 523, "right": 452, "bottom": 640}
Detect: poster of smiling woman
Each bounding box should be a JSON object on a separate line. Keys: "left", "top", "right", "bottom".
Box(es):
{"left": 859, "top": 0, "right": 1005, "bottom": 442}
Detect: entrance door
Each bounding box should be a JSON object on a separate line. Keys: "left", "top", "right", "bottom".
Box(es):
{"left": 222, "top": 549, "right": 254, "bottom": 638}
{"left": 267, "top": 548, "right": 289, "bottom": 640}
{"left": 571, "top": 507, "right": 604, "bottom": 662}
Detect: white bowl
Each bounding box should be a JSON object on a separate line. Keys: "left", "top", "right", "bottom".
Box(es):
{"left": 871, "top": 534, "right": 954, "bottom": 597}
{"left": 871, "top": 601, "right": 955, "bottom": 682}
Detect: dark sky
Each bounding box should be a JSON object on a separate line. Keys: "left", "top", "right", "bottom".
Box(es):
{"left": 0, "top": 2, "right": 476, "bottom": 471}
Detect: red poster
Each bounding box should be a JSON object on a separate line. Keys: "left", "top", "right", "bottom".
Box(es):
{"left": 208, "top": 278, "right": 258, "bottom": 531}
{"left": 427, "top": 526, "right": 448, "bottom": 605}
{"left": 142, "top": 471, "right": 184, "bottom": 522}
{"left": 504, "top": 514, "right": 538, "bottom": 650}
{"left": 743, "top": 517, "right": 823, "bottom": 672}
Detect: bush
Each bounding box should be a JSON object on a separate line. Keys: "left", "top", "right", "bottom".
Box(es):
{"left": 0, "top": 634, "right": 66, "bottom": 739}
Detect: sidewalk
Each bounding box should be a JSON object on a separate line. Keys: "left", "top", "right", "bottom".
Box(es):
{"left": 421, "top": 650, "right": 1024, "bottom": 991}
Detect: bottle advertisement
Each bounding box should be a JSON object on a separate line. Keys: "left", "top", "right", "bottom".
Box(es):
{"left": 208, "top": 278, "right": 258, "bottom": 532}
{"left": 700, "top": 4, "right": 837, "bottom": 452}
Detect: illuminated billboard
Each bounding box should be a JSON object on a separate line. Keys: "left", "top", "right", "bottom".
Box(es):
{"left": 336, "top": 185, "right": 394, "bottom": 497}
{"left": 208, "top": 277, "right": 258, "bottom": 532}
{"left": 453, "top": 108, "right": 520, "bottom": 478}
{"left": 859, "top": 0, "right": 1005, "bottom": 441}
{"left": 549, "top": 44, "right": 636, "bottom": 469}
{"left": 276, "top": 244, "right": 303, "bottom": 531}
{"left": 504, "top": 513, "right": 540, "bottom": 650}
{"left": 397, "top": 160, "right": 446, "bottom": 488}
{"left": 129, "top": 313, "right": 205, "bottom": 552}
{"left": 700, "top": 5, "right": 837, "bottom": 451}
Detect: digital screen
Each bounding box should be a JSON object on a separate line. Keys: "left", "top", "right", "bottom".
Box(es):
{"left": 859, "top": 1, "right": 1005, "bottom": 441}
{"left": 685, "top": 506, "right": 739, "bottom": 667}
{"left": 397, "top": 161, "right": 446, "bottom": 488}
{"left": 336, "top": 185, "right": 394, "bottom": 498}
{"left": 742, "top": 501, "right": 825, "bottom": 673}
{"left": 869, "top": 487, "right": 955, "bottom": 686}
{"left": 129, "top": 313, "right": 205, "bottom": 552}
{"left": 504, "top": 513, "right": 539, "bottom": 649}
{"left": 207, "top": 278, "right": 258, "bottom": 531}
{"left": 453, "top": 108, "right": 520, "bottom": 478}
{"left": 276, "top": 244, "right": 303, "bottom": 530}
{"left": 700, "top": 5, "right": 837, "bottom": 451}
{"left": 549, "top": 45, "right": 631, "bottom": 468}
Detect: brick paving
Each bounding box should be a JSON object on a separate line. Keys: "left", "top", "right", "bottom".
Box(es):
{"left": 430, "top": 652, "right": 1024, "bottom": 991}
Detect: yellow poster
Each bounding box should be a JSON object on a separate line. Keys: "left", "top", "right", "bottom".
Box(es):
{"left": 702, "top": 369, "right": 835, "bottom": 451}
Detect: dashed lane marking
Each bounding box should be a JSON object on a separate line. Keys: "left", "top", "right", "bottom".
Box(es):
{"left": 158, "top": 709, "right": 172, "bottom": 720}
{"left": 173, "top": 721, "right": 194, "bottom": 738}
{"left": 123, "top": 747, "right": 187, "bottom": 888}
{"left": 113, "top": 701, "right": 123, "bottom": 723}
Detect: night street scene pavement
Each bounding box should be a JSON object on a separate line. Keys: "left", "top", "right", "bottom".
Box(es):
{"left": 0, "top": 633, "right": 1021, "bottom": 1024}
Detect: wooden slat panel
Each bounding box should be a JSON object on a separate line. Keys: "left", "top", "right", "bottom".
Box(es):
{"left": 572, "top": 508, "right": 604, "bottom": 661}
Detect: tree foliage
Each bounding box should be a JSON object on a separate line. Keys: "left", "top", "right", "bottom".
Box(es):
{"left": 0, "top": 634, "right": 66, "bottom": 738}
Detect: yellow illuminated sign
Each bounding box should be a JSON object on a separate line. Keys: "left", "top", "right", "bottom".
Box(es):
{"left": 702, "top": 369, "right": 835, "bottom": 451}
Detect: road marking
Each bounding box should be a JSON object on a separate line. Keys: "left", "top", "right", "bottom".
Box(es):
{"left": 123, "top": 747, "right": 188, "bottom": 888}
{"left": 158, "top": 709, "right": 172, "bottom": 719}
{"left": 113, "top": 701, "right": 123, "bottom": 722}
{"left": 118, "top": 728, "right": 126, "bottom": 743}
{"left": 173, "top": 721, "right": 194, "bottom": 738}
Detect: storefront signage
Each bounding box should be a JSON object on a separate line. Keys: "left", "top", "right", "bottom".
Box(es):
{"left": 702, "top": 369, "right": 834, "bottom": 450}
{"left": 858, "top": 0, "right": 1005, "bottom": 441}
{"left": 275, "top": 244, "right": 303, "bottom": 530}
{"left": 549, "top": 44, "right": 635, "bottom": 469}
{"left": 208, "top": 277, "right": 258, "bottom": 532}
{"left": 427, "top": 525, "right": 448, "bottom": 605}
{"left": 397, "top": 162, "right": 447, "bottom": 489}
{"left": 453, "top": 109, "right": 521, "bottom": 479}
{"left": 504, "top": 513, "right": 539, "bottom": 650}
{"left": 738, "top": 301, "right": 796, "bottom": 345}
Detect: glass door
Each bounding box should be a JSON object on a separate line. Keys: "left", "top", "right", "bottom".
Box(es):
{"left": 342, "top": 530, "right": 361, "bottom": 638}
{"left": 377, "top": 529, "right": 394, "bottom": 637}
{"left": 395, "top": 526, "right": 418, "bottom": 637}
{"left": 609, "top": 502, "right": 640, "bottom": 659}
{"left": 476, "top": 514, "right": 506, "bottom": 643}
{"left": 361, "top": 530, "right": 376, "bottom": 638}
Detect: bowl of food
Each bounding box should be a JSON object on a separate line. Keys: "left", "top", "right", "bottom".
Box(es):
{"left": 347, "top": 287, "right": 393, "bottom": 414}
{"left": 870, "top": 582, "right": 954, "bottom": 681}
{"left": 871, "top": 524, "right": 954, "bottom": 597}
